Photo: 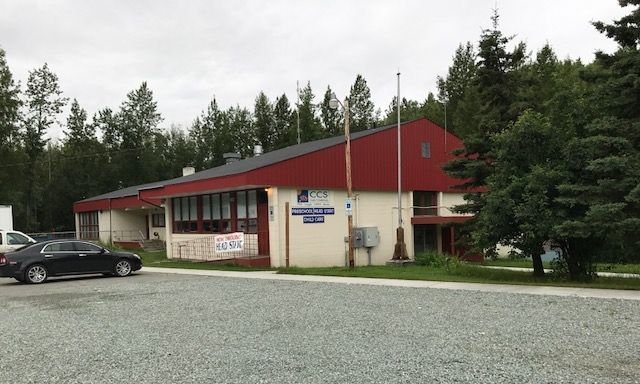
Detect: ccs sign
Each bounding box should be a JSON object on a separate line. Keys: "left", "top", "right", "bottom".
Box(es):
{"left": 297, "top": 189, "right": 332, "bottom": 206}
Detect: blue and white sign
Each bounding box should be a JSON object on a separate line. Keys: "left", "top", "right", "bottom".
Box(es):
{"left": 291, "top": 207, "right": 335, "bottom": 215}
{"left": 345, "top": 198, "right": 353, "bottom": 217}
{"left": 303, "top": 216, "right": 325, "bottom": 224}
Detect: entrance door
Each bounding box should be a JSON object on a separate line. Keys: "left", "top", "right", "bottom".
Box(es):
{"left": 413, "top": 224, "right": 438, "bottom": 255}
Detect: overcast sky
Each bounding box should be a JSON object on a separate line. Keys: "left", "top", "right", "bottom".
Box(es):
{"left": 0, "top": 0, "right": 629, "bottom": 140}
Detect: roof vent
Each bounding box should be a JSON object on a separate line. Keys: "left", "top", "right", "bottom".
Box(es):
{"left": 182, "top": 166, "right": 195, "bottom": 176}
{"left": 254, "top": 145, "right": 263, "bottom": 157}
{"left": 223, "top": 152, "right": 242, "bottom": 164}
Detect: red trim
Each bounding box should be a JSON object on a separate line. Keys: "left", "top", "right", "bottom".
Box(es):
{"left": 74, "top": 199, "right": 109, "bottom": 213}
{"left": 74, "top": 196, "right": 162, "bottom": 213}
{"left": 411, "top": 216, "right": 471, "bottom": 225}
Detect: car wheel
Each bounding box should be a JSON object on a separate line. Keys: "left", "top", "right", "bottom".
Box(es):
{"left": 25, "top": 264, "right": 48, "bottom": 284}
{"left": 114, "top": 259, "right": 132, "bottom": 277}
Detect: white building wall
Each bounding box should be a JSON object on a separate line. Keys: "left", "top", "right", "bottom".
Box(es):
{"left": 439, "top": 193, "right": 470, "bottom": 216}
{"left": 97, "top": 211, "right": 111, "bottom": 244}
{"left": 110, "top": 210, "right": 147, "bottom": 241}
{"left": 270, "top": 188, "right": 413, "bottom": 268}
{"left": 165, "top": 202, "right": 174, "bottom": 258}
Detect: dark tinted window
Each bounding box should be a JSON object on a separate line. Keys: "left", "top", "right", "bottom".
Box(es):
{"left": 74, "top": 242, "right": 102, "bottom": 252}
{"left": 43, "top": 242, "right": 75, "bottom": 252}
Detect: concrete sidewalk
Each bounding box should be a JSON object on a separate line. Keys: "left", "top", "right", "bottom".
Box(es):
{"left": 141, "top": 266, "right": 640, "bottom": 301}
{"left": 481, "top": 265, "right": 640, "bottom": 279}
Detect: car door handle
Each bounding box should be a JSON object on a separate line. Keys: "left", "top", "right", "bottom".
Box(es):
{"left": 79, "top": 254, "right": 87, "bottom": 257}
{"left": 44, "top": 254, "right": 53, "bottom": 258}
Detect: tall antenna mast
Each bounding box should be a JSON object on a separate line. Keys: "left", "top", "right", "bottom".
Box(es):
{"left": 296, "top": 80, "right": 301, "bottom": 144}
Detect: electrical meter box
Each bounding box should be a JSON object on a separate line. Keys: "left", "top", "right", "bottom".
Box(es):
{"left": 353, "top": 227, "right": 379, "bottom": 248}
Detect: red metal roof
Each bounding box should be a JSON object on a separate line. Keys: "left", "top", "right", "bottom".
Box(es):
{"left": 75, "top": 118, "right": 468, "bottom": 212}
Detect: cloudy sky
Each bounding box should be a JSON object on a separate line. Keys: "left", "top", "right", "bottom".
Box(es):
{"left": 0, "top": 0, "right": 628, "bottom": 140}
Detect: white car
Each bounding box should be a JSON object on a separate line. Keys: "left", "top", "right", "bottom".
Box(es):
{"left": 0, "top": 230, "right": 37, "bottom": 253}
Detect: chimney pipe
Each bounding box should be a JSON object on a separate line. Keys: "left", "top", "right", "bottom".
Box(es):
{"left": 254, "top": 145, "right": 263, "bottom": 157}
{"left": 182, "top": 166, "right": 195, "bottom": 176}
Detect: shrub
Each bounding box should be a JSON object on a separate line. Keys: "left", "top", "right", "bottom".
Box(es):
{"left": 414, "top": 251, "right": 462, "bottom": 270}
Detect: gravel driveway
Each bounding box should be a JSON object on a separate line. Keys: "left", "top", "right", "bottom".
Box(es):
{"left": 0, "top": 272, "right": 638, "bottom": 383}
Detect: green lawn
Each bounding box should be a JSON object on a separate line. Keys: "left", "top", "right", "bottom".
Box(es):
{"left": 482, "top": 258, "right": 640, "bottom": 274}
{"left": 122, "top": 248, "right": 640, "bottom": 290}
{"left": 279, "top": 264, "right": 640, "bottom": 290}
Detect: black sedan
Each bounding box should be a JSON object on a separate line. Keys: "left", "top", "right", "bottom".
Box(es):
{"left": 0, "top": 240, "right": 142, "bottom": 284}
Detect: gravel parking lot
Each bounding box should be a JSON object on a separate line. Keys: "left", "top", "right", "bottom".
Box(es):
{"left": 1, "top": 272, "right": 638, "bottom": 384}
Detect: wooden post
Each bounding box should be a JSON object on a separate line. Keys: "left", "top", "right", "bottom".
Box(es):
{"left": 285, "top": 201, "right": 290, "bottom": 268}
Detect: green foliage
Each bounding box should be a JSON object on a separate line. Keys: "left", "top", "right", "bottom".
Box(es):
{"left": 296, "top": 81, "right": 322, "bottom": 143}
{"left": 272, "top": 93, "right": 294, "bottom": 149}
{"left": 190, "top": 97, "right": 225, "bottom": 169}
{"left": 22, "top": 63, "right": 68, "bottom": 231}
{"left": 253, "top": 91, "right": 275, "bottom": 151}
{"left": 0, "top": 48, "right": 24, "bottom": 224}
{"left": 437, "top": 41, "right": 477, "bottom": 136}
{"left": 414, "top": 251, "right": 462, "bottom": 270}
{"left": 320, "top": 85, "right": 343, "bottom": 137}
{"left": 348, "top": 74, "right": 375, "bottom": 132}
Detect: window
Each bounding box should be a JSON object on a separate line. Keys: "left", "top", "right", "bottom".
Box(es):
{"left": 173, "top": 197, "right": 198, "bottom": 232}
{"left": 237, "top": 190, "right": 258, "bottom": 233}
{"left": 202, "top": 193, "right": 228, "bottom": 233}
{"left": 43, "top": 242, "right": 75, "bottom": 252}
{"left": 78, "top": 211, "right": 99, "bottom": 239}
{"left": 173, "top": 190, "right": 263, "bottom": 235}
{"left": 7, "top": 232, "right": 30, "bottom": 245}
{"left": 152, "top": 213, "right": 165, "bottom": 227}
{"left": 421, "top": 142, "right": 431, "bottom": 159}
{"left": 74, "top": 242, "right": 102, "bottom": 252}
{"left": 413, "top": 191, "right": 438, "bottom": 216}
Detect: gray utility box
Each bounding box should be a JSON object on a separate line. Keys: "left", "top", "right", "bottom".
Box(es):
{"left": 353, "top": 227, "right": 379, "bottom": 248}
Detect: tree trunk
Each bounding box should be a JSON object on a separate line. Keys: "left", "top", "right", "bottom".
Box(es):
{"left": 531, "top": 253, "right": 545, "bottom": 277}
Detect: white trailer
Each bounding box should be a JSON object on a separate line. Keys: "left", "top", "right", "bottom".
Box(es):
{"left": 0, "top": 205, "right": 13, "bottom": 231}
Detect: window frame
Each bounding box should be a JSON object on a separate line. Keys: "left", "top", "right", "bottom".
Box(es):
{"left": 151, "top": 213, "right": 166, "bottom": 228}
{"left": 78, "top": 211, "right": 99, "bottom": 240}
{"left": 172, "top": 196, "right": 198, "bottom": 232}
{"left": 173, "top": 189, "right": 261, "bottom": 235}
{"left": 413, "top": 191, "right": 438, "bottom": 216}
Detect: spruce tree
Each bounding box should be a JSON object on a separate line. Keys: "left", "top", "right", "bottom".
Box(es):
{"left": 23, "top": 63, "right": 67, "bottom": 231}
{"left": 254, "top": 91, "right": 275, "bottom": 151}
{"left": 296, "top": 82, "right": 321, "bottom": 143}
{"left": 272, "top": 94, "right": 293, "bottom": 149}
{"left": 320, "top": 85, "right": 342, "bottom": 137}
{"left": 437, "top": 42, "right": 477, "bottom": 136}
{"left": 0, "top": 48, "right": 23, "bottom": 225}
{"left": 348, "top": 74, "right": 374, "bottom": 132}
